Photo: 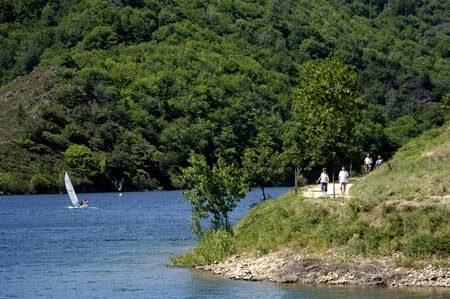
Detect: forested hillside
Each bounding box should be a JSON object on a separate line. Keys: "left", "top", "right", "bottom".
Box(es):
{"left": 0, "top": 0, "right": 449, "bottom": 194}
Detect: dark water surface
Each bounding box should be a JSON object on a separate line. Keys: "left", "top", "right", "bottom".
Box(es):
{"left": 1, "top": 188, "right": 449, "bottom": 298}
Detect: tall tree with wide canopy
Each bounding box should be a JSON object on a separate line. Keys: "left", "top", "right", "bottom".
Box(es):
{"left": 293, "top": 58, "right": 363, "bottom": 171}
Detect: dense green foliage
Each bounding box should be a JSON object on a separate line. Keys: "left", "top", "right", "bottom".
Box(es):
{"left": 182, "top": 153, "right": 247, "bottom": 236}
{"left": 292, "top": 58, "right": 363, "bottom": 169}
{"left": 242, "top": 132, "right": 285, "bottom": 200}
{"left": 0, "top": 0, "right": 449, "bottom": 193}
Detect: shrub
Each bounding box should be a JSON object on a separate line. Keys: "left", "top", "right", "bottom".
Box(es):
{"left": 83, "top": 26, "right": 118, "bottom": 50}
{"left": 0, "top": 172, "right": 29, "bottom": 194}
{"left": 403, "top": 231, "right": 436, "bottom": 257}
{"left": 30, "top": 173, "right": 56, "bottom": 193}
{"left": 171, "top": 230, "right": 236, "bottom": 267}
{"left": 385, "top": 214, "right": 404, "bottom": 239}
{"left": 52, "top": 84, "right": 87, "bottom": 108}
{"left": 42, "top": 132, "right": 69, "bottom": 149}
{"left": 64, "top": 144, "right": 100, "bottom": 179}
{"left": 434, "top": 229, "right": 450, "bottom": 254}
{"left": 348, "top": 198, "right": 376, "bottom": 218}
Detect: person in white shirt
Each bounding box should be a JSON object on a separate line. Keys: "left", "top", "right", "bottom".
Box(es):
{"left": 338, "top": 166, "right": 350, "bottom": 195}
{"left": 364, "top": 154, "right": 373, "bottom": 173}
{"left": 316, "top": 168, "right": 329, "bottom": 196}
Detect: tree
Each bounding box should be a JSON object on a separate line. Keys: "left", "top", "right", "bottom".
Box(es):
{"left": 282, "top": 117, "right": 307, "bottom": 190}
{"left": 64, "top": 144, "right": 100, "bottom": 181}
{"left": 114, "top": 7, "right": 157, "bottom": 42}
{"left": 242, "top": 133, "right": 285, "bottom": 200}
{"left": 441, "top": 92, "right": 450, "bottom": 110}
{"left": 105, "top": 131, "right": 158, "bottom": 190}
{"left": 293, "top": 58, "right": 363, "bottom": 171}
{"left": 181, "top": 153, "right": 248, "bottom": 237}
{"left": 82, "top": 26, "right": 118, "bottom": 50}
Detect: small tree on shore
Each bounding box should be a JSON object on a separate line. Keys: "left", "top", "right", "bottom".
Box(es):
{"left": 282, "top": 117, "right": 307, "bottom": 190}
{"left": 182, "top": 153, "right": 248, "bottom": 237}
{"left": 242, "top": 133, "right": 285, "bottom": 200}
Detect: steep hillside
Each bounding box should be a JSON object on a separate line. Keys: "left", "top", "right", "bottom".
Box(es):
{"left": 0, "top": 67, "right": 63, "bottom": 193}
{"left": 0, "top": 67, "right": 58, "bottom": 141}
{"left": 351, "top": 121, "right": 450, "bottom": 200}
{"left": 0, "top": 0, "right": 448, "bottom": 193}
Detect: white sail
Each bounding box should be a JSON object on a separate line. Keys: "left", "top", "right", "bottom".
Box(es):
{"left": 64, "top": 172, "right": 79, "bottom": 206}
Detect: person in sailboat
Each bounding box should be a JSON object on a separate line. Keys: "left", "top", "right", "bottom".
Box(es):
{"left": 80, "top": 199, "right": 90, "bottom": 208}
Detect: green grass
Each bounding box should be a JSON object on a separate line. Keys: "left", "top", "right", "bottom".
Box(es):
{"left": 172, "top": 193, "right": 450, "bottom": 266}
{"left": 238, "top": 193, "right": 450, "bottom": 257}
{"left": 351, "top": 121, "right": 450, "bottom": 200}
{"left": 174, "top": 191, "right": 450, "bottom": 266}
{"left": 171, "top": 230, "right": 236, "bottom": 267}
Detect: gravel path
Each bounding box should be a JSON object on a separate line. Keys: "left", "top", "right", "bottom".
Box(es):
{"left": 301, "top": 181, "right": 353, "bottom": 198}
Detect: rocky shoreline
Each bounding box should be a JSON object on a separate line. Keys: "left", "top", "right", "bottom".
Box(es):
{"left": 196, "top": 250, "right": 450, "bottom": 288}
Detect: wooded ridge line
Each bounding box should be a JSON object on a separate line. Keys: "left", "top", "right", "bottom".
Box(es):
{"left": 0, "top": 0, "right": 448, "bottom": 194}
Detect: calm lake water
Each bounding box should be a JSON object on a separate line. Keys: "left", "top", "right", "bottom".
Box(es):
{"left": 1, "top": 188, "right": 449, "bottom": 298}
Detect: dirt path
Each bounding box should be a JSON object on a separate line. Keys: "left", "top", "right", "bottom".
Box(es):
{"left": 301, "top": 181, "right": 353, "bottom": 199}
{"left": 300, "top": 180, "right": 450, "bottom": 205}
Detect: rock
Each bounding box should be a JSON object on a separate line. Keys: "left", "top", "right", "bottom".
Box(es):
{"left": 194, "top": 250, "right": 450, "bottom": 289}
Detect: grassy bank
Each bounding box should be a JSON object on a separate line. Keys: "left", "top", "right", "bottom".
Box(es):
{"left": 351, "top": 121, "right": 450, "bottom": 200}
{"left": 173, "top": 122, "right": 450, "bottom": 268}
{"left": 234, "top": 194, "right": 450, "bottom": 259}
{"left": 173, "top": 192, "right": 450, "bottom": 267}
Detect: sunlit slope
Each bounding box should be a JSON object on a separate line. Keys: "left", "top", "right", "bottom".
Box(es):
{"left": 351, "top": 121, "right": 450, "bottom": 200}
{"left": 0, "top": 67, "right": 61, "bottom": 191}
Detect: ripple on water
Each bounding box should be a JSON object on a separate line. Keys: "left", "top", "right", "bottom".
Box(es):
{"left": 2, "top": 189, "right": 450, "bottom": 298}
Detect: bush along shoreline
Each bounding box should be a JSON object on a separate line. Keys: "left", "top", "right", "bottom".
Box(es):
{"left": 172, "top": 192, "right": 450, "bottom": 288}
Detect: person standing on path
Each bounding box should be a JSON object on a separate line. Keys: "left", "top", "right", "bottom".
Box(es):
{"left": 375, "top": 155, "right": 383, "bottom": 169}
{"left": 338, "top": 166, "right": 350, "bottom": 195}
{"left": 364, "top": 154, "right": 373, "bottom": 173}
{"left": 316, "top": 168, "right": 329, "bottom": 196}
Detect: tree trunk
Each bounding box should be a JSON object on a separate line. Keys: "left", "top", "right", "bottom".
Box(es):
{"left": 332, "top": 163, "right": 336, "bottom": 198}
{"left": 224, "top": 213, "right": 230, "bottom": 231}
{"left": 294, "top": 165, "right": 298, "bottom": 193}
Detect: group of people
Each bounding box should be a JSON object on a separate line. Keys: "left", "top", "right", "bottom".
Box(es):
{"left": 316, "top": 166, "right": 350, "bottom": 196}
{"left": 364, "top": 154, "right": 383, "bottom": 173}
{"left": 316, "top": 154, "right": 384, "bottom": 196}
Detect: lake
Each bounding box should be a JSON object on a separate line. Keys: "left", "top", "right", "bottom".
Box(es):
{"left": 1, "top": 188, "right": 449, "bottom": 298}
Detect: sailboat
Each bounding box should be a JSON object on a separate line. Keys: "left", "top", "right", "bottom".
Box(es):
{"left": 65, "top": 172, "right": 88, "bottom": 208}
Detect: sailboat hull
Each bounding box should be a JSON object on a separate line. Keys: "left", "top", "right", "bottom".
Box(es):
{"left": 67, "top": 205, "right": 88, "bottom": 209}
